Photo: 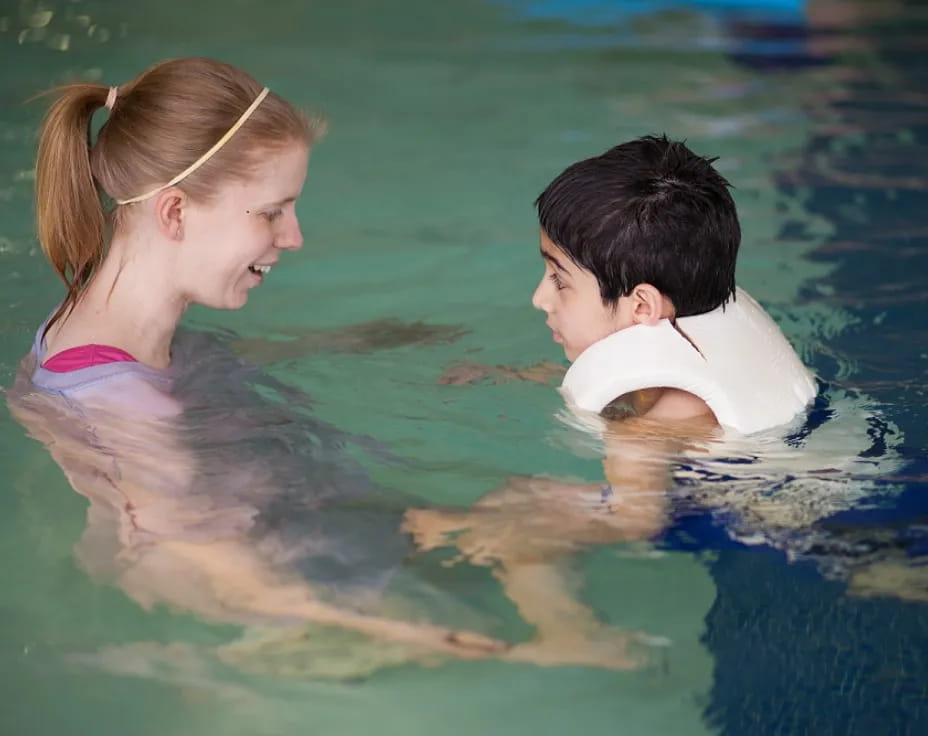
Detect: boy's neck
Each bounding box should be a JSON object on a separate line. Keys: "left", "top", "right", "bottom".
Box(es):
{"left": 629, "top": 387, "right": 717, "bottom": 424}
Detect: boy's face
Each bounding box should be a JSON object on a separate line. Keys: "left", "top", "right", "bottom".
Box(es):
{"left": 532, "top": 230, "right": 635, "bottom": 362}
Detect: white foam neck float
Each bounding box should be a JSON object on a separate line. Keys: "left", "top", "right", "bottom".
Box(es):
{"left": 560, "top": 288, "right": 817, "bottom": 435}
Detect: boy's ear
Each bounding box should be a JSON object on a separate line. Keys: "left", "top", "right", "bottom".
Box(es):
{"left": 629, "top": 283, "right": 674, "bottom": 326}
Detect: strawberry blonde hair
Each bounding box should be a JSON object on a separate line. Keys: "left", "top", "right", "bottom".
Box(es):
{"left": 35, "top": 57, "right": 324, "bottom": 333}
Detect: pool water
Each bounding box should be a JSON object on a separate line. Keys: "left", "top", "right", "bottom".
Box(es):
{"left": 1, "top": 1, "right": 926, "bottom": 734}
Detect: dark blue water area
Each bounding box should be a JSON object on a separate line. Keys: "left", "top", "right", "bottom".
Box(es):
{"left": 492, "top": 0, "right": 820, "bottom": 60}
{"left": 685, "top": 5, "right": 928, "bottom": 734}
{"left": 498, "top": 0, "right": 805, "bottom": 25}
{"left": 704, "top": 549, "right": 928, "bottom": 736}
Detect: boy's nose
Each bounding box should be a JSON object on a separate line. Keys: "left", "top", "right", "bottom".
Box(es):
{"left": 531, "top": 277, "right": 551, "bottom": 312}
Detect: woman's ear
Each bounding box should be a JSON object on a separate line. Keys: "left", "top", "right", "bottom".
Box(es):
{"left": 154, "top": 187, "right": 188, "bottom": 241}
{"left": 629, "top": 283, "right": 675, "bottom": 326}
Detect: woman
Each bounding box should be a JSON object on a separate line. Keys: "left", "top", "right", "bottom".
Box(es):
{"left": 8, "top": 57, "right": 506, "bottom": 671}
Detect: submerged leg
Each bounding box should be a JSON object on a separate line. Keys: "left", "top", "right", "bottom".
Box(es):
{"left": 495, "top": 561, "right": 652, "bottom": 670}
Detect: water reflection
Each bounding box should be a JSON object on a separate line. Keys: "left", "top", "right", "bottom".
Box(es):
{"left": 6, "top": 0, "right": 124, "bottom": 53}
{"left": 408, "top": 379, "right": 912, "bottom": 606}
{"left": 8, "top": 329, "right": 521, "bottom": 678}
{"left": 231, "top": 318, "right": 470, "bottom": 364}
{"left": 8, "top": 326, "right": 676, "bottom": 678}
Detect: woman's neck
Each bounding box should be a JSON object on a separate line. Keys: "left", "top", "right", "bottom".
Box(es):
{"left": 46, "top": 236, "right": 187, "bottom": 370}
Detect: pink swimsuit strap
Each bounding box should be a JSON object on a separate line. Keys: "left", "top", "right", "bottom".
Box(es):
{"left": 42, "top": 344, "right": 139, "bottom": 373}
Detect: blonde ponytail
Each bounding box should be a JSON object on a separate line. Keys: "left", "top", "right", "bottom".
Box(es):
{"left": 34, "top": 84, "right": 109, "bottom": 334}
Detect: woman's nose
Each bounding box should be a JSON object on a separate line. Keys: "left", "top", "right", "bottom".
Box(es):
{"left": 276, "top": 216, "right": 303, "bottom": 251}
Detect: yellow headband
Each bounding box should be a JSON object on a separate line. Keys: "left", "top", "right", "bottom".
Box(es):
{"left": 116, "top": 87, "right": 270, "bottom": 206}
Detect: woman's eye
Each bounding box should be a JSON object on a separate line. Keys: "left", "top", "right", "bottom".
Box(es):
{"left": 549, "top": 272, "right": 565, "bottom": 290}
{"left": 262, "top": 209, "right": 283, "bottom": 222}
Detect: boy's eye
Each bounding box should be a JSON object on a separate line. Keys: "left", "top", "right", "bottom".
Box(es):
{"left": 549, "top": 272, "right": 565, "bottom": 290}
{"left": 261, "top": 209, "right": 283, "bottom": 222}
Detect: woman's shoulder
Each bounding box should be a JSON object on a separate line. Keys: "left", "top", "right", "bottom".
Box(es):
{"left": 73, "top": 370, "right": 181, "bottom": 419}
{"left": 22, "top": 347, "right": 179, "bottom": 421}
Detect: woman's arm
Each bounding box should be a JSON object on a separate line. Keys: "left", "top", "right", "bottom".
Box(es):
{"left": 12, "top": 376, "right": 508, "bottom": 662}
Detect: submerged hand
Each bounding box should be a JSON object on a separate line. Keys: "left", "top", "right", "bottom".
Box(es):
{"left": 504, "top": 627, "right": 662, "bottom": 671}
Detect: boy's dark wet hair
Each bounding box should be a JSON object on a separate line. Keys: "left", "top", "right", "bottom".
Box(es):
{"left": 535, "top": 134, "right": 740, "bottom": 317}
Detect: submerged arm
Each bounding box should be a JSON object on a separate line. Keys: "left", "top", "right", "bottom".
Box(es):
{"left": 14, "top": 375, "right": 506, "bottom": 660}
{"left": 123, "top": 536, "right": 504, "bottom": 656}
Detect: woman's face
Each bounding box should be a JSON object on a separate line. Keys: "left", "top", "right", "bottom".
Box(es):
{"left": 178, "top": 143, "right": 310, "bottom": 310}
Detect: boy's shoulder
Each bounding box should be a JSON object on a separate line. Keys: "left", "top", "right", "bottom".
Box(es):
{"left": 563, "top": 288, "right": 816, "bottom": 435}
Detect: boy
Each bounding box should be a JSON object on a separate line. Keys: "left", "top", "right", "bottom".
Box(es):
{"left": 404, "top": 136, "right": 816, "bottom": 668}
{"left": 532, "top": 134, "right": 815, "bottom": 433}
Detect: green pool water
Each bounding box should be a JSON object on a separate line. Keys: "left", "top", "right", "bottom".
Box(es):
{"left": 0, "top": 1, "right": 892, "bottom": 734}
